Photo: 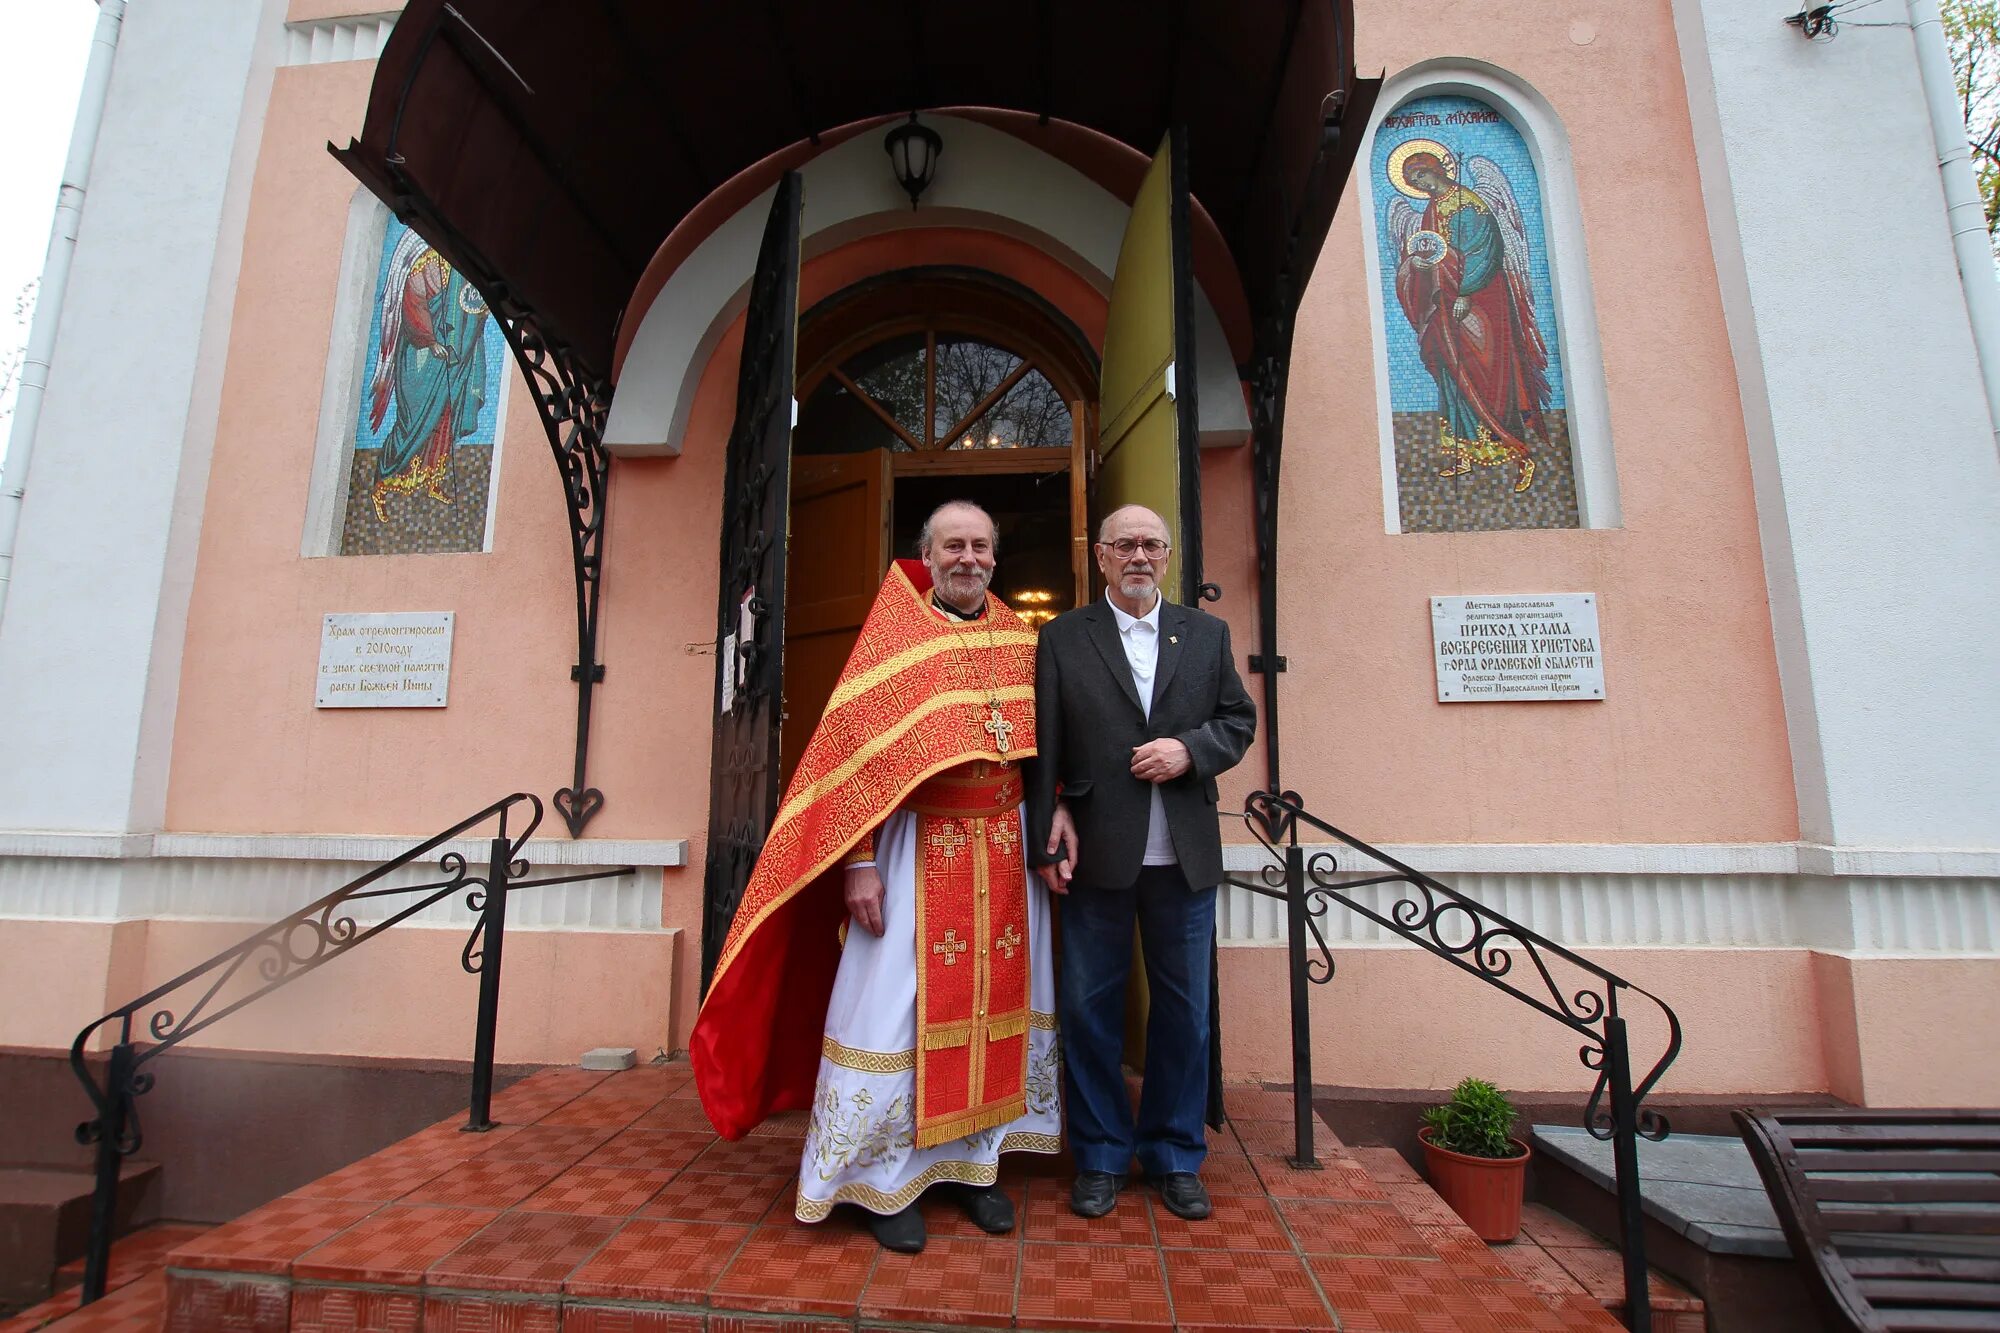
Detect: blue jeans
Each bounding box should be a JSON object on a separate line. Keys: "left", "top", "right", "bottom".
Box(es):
{"left": 1059, "top": 865, "right": 1215, "bottom": 1177}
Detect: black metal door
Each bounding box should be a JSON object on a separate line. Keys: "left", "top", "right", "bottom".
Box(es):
{"left": 699, "top": 174, "right": 802, "bottom": 994}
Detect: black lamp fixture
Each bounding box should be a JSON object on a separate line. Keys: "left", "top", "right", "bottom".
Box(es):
{"left": 1783, "top": 5, "right": 1838, "bottom": 39}
{"left": 884, "top": 112, "right": 943, "bottom": 209}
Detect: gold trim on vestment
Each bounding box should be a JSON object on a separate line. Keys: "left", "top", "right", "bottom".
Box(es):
{"left": 706, "top": 718, "right": 1037, "bottom": 993}
{"left": 821, "top": 1012, "right": 1055, "bottom": 1076}
{"left": 792, "top": 1130, "right": 1063, "bottom": 1222}
{"left": 919, "top": 1094, "right": 1028, "bottom": 1147}
{"left": 970, "top": 809, "right": 993, "bottom": 1121}
{"left": 820, "top": 1036, "right": 916, "bottom": 1074}
{"left": 823, "top": 630, "right": 1040, "bottom": 715}
{"left": 770, "top": 685, "right": 1035, "bottom": 831}
{"left": 910, "top": 785, "right": 1032, "bottom": 1150}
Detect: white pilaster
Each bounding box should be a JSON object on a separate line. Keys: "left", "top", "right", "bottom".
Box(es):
{"left": 1672, "top": 0, "right": 2000, "bottom": 850}
{"left": 0, "top": 0, "right": 285, "bottom": 834}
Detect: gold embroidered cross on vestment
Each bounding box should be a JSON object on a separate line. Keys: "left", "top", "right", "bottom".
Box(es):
{"left": 932, "top": 928, "right": 968, "bottom": 966}
{"left": 929, "top": 822, "right": 970, "bottom": 860}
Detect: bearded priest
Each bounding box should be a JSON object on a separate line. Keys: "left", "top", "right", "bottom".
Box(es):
{"left": 692, "top": 500, "right": 1063, "bottom": 1254}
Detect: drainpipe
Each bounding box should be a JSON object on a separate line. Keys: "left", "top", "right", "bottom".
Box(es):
{"left": 1908, "top": 0, "right": 2000, "bottom": 449}
{"left": 0, "top": 0, "right": 126, "bottom": 629}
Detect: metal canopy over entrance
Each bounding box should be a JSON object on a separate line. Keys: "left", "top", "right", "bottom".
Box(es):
{"left": 331, "top": 1, "right": 1379, "bottom": 835}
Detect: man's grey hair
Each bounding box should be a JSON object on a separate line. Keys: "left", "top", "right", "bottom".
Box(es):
{"left": 917, "top": 500, "right": 1000, "bottom": 558}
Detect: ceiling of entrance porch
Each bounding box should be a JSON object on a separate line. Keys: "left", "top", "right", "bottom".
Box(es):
{"left": 331, "top": 0, "right": 1373, "bottom": 384}
{"left": 600, "top": 114, "right": 1250, "bottom": 459}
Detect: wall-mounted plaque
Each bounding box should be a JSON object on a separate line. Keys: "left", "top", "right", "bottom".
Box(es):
{"left": 316, "top": 612, "right": 455, "bottom": 708}
{"left": 1430, "top": 594, "right": 1603, "bottom": 702}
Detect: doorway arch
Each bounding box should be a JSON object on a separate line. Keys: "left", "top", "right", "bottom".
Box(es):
{"left": 779, "top": 268, "right": 1100, "bottom": 780}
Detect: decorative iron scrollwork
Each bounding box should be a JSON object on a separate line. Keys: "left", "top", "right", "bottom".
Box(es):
{"left": 496, "top": 316, "right": 612, "bottom": 838}
{"left": 368, "top": 169, "right": 615, "bottom": 840}
{"left": 1218, "top": 786, "right": 1681, "bottom": 1328}
{"left": 699, "top": 173, "right": 802, "bottom": 994}
{"left": 1225, "top": 788, "right": 1683, "bottom": 1142}
{"left": 67, "top": 791, "right": 632, "bottom": 1307}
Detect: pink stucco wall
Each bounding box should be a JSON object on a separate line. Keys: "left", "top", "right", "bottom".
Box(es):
{"left": 1269, "top": 0, "right": 1799, "bottom": 844}
{"left": 170, "top": 0, "right": 1793, "bottom": 851}
{"left": 16, "top": 915, "right": 677, "bottom": 1066}
{"left": 1221, "top": 946, "right": 2000, "bottom": 1106}
{"left": 143, "top": 3, "right": 1819, "bottom": 1083}
{"left": 286, "top": 0, "right": 404, "bottom": 24}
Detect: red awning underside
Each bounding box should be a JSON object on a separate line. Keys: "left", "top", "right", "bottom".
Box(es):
{"left": 333, "top": 1, "right": 1378, "bottom": 380}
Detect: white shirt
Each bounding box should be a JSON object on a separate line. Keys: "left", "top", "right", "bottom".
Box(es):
{"left": 1107, "top": 593, "right": 1178, "bottom": 867}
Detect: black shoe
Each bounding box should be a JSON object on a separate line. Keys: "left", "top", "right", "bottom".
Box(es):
{"left": 1069, "top": 1171, "right": 1127, "bottom": 1218}
{"left": 1156, "top": 1172, "right": 1212, "bottom": 1220}
{"left": 866, "top": 1202, "right": 926, "bottom": 1252}
{"left": 949, "top": 1182, "right": 1015, "bottom": 1234}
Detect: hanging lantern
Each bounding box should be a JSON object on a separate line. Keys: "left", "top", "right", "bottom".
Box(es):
{"left": 884, "top": 113, "right": 943, "bottom": 209}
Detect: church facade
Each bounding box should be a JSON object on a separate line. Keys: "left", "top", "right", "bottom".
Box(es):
{"left": 1, "top": 0, "right": 1997, "bottom": 1164}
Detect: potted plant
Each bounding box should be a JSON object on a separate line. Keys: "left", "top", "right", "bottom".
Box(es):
{"left": 1418, "top": 1076, "right": 1531, "bottom": 1242}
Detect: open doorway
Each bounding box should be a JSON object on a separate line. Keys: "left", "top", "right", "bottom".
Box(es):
{"left": 779, "top": 269, "right": 1099, "bottom": 781}
{"left": 892, "top": 470, "right": 1076, "bottom": 627}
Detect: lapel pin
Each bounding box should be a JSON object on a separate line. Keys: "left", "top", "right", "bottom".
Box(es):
{"left": 1169, "top": 635, "right": 1178, "bottom": 644}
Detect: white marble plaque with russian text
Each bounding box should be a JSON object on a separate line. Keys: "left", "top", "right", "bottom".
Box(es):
{"left": 316, "top": 612, "right": 454, "bottom": 708}
{"left": 1431, "top": 594, "right": 1603, "bottom": 702}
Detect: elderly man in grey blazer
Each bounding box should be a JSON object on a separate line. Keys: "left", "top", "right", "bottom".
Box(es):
{"left": 1027, "top": 503, "right": 1256, "bottom": 1223}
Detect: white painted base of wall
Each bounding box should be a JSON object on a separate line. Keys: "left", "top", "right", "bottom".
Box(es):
{"left": 0, "top": 835, "right": 683, "bottom": 929}
{"left": 1219, "top": 841, "right": 2000, "bottom": 954}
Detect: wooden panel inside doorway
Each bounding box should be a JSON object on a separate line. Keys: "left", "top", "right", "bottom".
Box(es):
{"left": 781, "top": 449, "right": 891, "bottom": 781}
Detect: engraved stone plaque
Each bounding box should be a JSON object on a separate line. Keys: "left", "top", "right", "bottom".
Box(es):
{"left": 1431, "top": 594, "right": 1603, "bottom": 702}
{"left": 316, "top": 612, "right": 454, "bottom": 708}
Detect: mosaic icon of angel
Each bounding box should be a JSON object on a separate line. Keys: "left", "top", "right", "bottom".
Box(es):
{"left": 363, "top": 227, "right": 492, "bottom": 522}
{"left": 1387, "top": 141, "right": 1552, "bottom": 494}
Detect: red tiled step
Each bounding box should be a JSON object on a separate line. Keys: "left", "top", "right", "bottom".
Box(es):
{"left": 27, "top": 1063, "right": 1699, "bottom": 1332}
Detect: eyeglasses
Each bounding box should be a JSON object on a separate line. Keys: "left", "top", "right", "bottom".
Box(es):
{"left": 1098, "top": 538, "right": 1171, "bottom": 559}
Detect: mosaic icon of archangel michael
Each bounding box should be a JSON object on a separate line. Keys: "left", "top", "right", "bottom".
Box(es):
{"left": 364, "top": 229, "right": 493, "bottom": 521}
{"left": 1387, "top": 139, "right": 1552, "bottom": 494}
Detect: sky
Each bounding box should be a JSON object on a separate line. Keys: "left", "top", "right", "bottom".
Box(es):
{"left": 0, "top": 1, "right": 100, "bottom": 433}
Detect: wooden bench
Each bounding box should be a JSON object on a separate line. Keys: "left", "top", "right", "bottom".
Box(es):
{"left": 1733, "top": 1108, "right": 2000, "bottom": 1332}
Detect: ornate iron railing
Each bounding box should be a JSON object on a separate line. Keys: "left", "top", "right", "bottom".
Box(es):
{"left": 66, "top": 793, "right": 632, "bottom": 1306}
{"left": 1224, "top": 789, "right": 1683, "bottom": 1333}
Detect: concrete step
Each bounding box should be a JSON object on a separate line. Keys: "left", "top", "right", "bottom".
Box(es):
{"left": 0, "top": 1162, "right": 160, "bottom": 1315}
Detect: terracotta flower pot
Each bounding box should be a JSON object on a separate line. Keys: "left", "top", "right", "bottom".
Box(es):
{"left": 1418, "top": 1126, "right": 1530, "bottom": 1242}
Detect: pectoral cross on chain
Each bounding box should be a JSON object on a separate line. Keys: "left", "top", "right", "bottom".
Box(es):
{"left": 984, "top": 705, "right": 1013, "bottom": 754}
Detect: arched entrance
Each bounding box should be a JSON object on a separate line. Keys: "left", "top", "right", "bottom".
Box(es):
{"left": 780, "top": 269, "right": 1100, "bottom": 780}
{"left": 335, "top": 3, "right": 1375, "bottom": 845}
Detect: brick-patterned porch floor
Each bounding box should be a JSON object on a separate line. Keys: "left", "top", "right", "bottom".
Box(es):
{"left": 13, "top": 1062, "right": 1703, "bottom": 1331}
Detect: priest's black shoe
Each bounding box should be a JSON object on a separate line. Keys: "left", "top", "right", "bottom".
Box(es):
{"left": 1156, "top": 1172, "right": 1212, "bottom": 1220}
{"left": 1069, "top": 1171, "right": 1126, "bottom": 1218}
{"left": 865, "top": 1203, "right": 926, "bottom": 1252}
{"left": 948, "top": 1182, "right": 1015, "bottom": 1234}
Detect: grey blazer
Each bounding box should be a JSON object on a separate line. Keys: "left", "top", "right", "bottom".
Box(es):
{"left": 1027, "top": 598, "right": 1256, "bottom": 891}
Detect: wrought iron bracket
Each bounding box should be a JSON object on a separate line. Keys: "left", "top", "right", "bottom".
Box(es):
{"left": 1246, "top": 331, "right": 1293, "bottom": 794}
{"left": 501, "top": 321, "right": 612, "bottom": 840}
{"left": 365, "top": 167, "right": 616, "bottom": 839}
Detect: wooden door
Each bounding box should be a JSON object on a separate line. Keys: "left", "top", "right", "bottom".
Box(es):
{"left": 1094, "top": 127, "right": 1204, "bottom": 602}
{"left": 781, "top": 449, "right": 891, "bottom": 782}
{"left": 699, "top": 174, "right": 802, "bottom": 996}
